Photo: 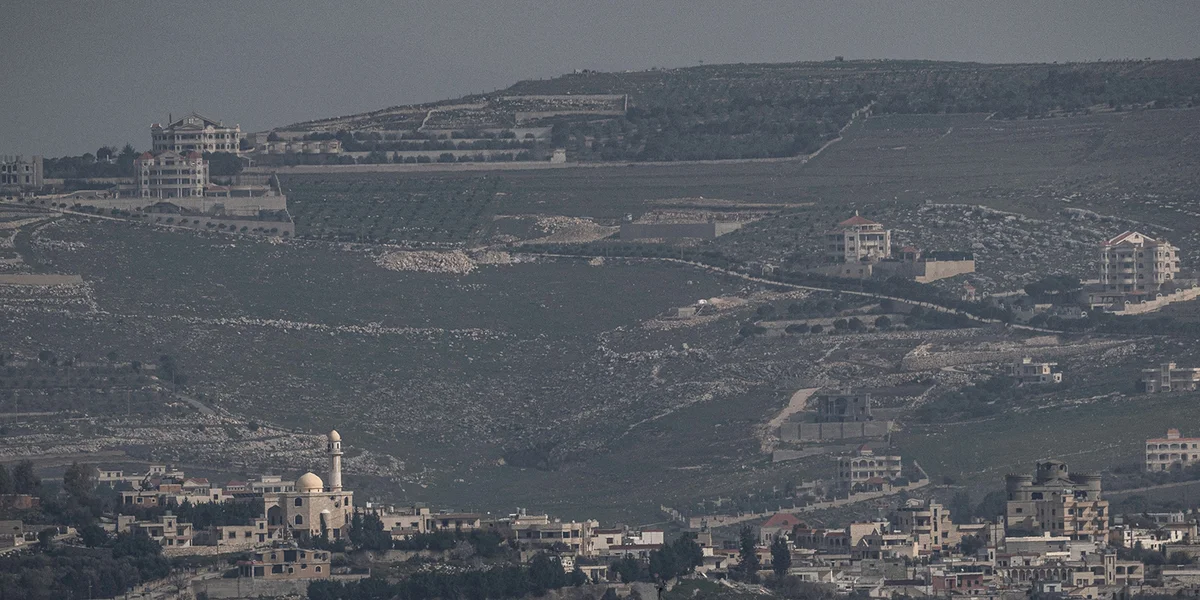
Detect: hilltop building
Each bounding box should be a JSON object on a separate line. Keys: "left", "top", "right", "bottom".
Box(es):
{"left": 1007, "top": 357, "right": 1063, "bottom": 385}
{"left": 152, "top": 113, "right": 244, "bottom": 155}
{"left": 265, "top": 430, "right": 354, "bottom": 542}
{"left": 1087, "top": 231, "right": 1198, "bottom": 313}
{"left": 1098, "top": 231, "right": 1180, "bottom": 295}
{"left": 102, "top": 150, "right": 288, "bottom": 217}
{"left": 0, "top": 155, "right": 43, "bottom": 190}
{"left": 835, "top": 446, "right": 903, "bottom": 491}
{"left": 133, "top": 150, "right": 209, "bottom": 199}
{"left": 1139, "top": 362, "right": 1200, "bottom": 393}
{"left": 814, "top": 389, "right": 874, "bottom": 422}
{"left": 827, "top": 212, "right": 892, "bottom": 264}
{"left": 1146, "top": 429, "right": 1200, "bottom": 472}
{"left": 1005, "top": 460, "right": 1108, "bottom": 543}
{"left": 819, "top": 213, "right": 973, "bottom": 282}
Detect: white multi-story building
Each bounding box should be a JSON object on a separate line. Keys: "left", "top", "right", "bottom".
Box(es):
{"left": 826, "top": 212, "right": 891, "bottom": 263}
{"left": 1146, "top": 429, "right": 1200, "bottom": 472}
{"left": 1098, "top": 231, "right": 1180, "bottom": 296}
{"left": 133, "top": 150, "right": 208, "bottom": 199}
{"left": 152, "top": 113, "right": 243, "bottom": 155}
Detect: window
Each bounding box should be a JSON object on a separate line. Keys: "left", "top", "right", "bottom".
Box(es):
{"left": 295, "top": 515, "right": 304, "bottom": 525}
{"left": 295, "top": 498, "right": 303, "bottom": 507}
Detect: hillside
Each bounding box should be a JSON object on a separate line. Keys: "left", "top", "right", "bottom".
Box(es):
{"left": 280, "top": 59, "right": 1200, "bottom": 163}
{"left": 8, "top": 98, "right": 1200, "bottom": 522}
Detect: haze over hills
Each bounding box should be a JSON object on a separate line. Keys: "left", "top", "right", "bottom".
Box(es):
{"left": 7, "top": 51, "right": 1200, "bottom": 599}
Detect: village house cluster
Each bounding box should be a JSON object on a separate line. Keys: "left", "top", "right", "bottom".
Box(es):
{"left": 728, "top": 459, "right": 1182, "bottom": 598}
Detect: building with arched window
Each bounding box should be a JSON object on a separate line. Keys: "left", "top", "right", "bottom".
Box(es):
{"left": 835, "top": 445, "right": 902, "bottom": 491}
{"left": 1146, "top": 429, "right": 1200, "bottom": 471}
{"left": 152, "top": 113, "right": 244, "bottom": 155}
{"left": 265, "top": 430, "right": 354, "bottom": 541}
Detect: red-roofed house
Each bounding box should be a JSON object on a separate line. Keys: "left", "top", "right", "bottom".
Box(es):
{"left": 827, "top": 211, "right": 891, "bottom": 264}
{"left": 758, "top": 512, "right": 806, "bottom": 544}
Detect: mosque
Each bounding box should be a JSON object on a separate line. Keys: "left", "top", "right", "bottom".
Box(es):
{"left": 265, "top": 430, "right": 355, "bottom": 541}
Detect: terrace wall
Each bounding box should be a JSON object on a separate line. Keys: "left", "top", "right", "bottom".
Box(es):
{"left": 0, "top": 274, "right": 83, "bottom": 286}
{"left": 780, "top": 421, "right": 894, "bottom": 443}
{"left": 620, "top": 222, "right": 742, "bottom": 240}
{"left": 1110, "top": 287, "right": 1200, "bottom": 315}
{"left": 76, "top": 195, "right": 288, "bottom": 217}
{"left": 192, "top": 578, "right": 314, "bottom": 599}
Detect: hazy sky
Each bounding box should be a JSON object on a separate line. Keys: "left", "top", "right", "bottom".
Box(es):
{"left": 3, "top": 1, "right": 1198, "bottom": 156}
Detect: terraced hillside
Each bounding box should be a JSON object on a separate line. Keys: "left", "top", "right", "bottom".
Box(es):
{"left": 279, "top": 59, "right": 1200, "bottom": 163}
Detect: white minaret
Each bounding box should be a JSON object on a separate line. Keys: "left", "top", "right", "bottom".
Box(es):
{"left": 327, "top": 429, "right": 343, "bottom": 492}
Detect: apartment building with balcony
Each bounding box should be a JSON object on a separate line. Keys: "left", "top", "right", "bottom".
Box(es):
{"left": 131, "top": 150, "right": 208, "bottom": 199}
{"left": 1097, "top": 231, "right": 1181, "bottom": 297}
{"left": 835, "top": 446, "right": 902, "bottom": 491}
{"left": 152, "top": 113, "right": 243, "bottom": 155}
{"left": 1146, "top": 429, "right": 1200, "bottom": 471}
{"left": 1139, "top": 363, "right": 1200, "bottom": 393}
{"left": 826, "top": 212, "right": 891, "bottom": 264}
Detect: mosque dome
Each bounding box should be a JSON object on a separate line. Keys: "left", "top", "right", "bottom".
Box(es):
{"left": 328, "top": 430, "right": 341, "bottom": 442}
{"left": 296, "top": 472, "right": 324, "bottom": 492}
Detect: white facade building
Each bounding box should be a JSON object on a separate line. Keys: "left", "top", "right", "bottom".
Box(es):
{"left": 826, "top": 212, "right": 892, "bottom": 263}
{"left": 152, "top": 113, "right": 243, "bottom": 155}
{"left": 133, "top": 150, "right": 208, "bottom": 199}
{"left": 1099, "top": 231, "right": 1180, "bottom": 295}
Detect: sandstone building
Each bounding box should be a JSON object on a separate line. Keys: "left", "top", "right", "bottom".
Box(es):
{"left": 1005, "top": 460, "right": 1108, "bottom": 543}
{"left": 1099, "top": 231, "right": 1180, "bottom": 292}
{"left": 1146, "top": 429, "right": 1200, "bottom": 472}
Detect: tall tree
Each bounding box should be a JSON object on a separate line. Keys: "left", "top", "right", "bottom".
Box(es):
{"left": 529, "top": 552, "right": 566, "bottom": 594}
{"left": 63, "top": 462, "right": 96, "bottom": 503}
{"left": 770, "top": 536, "right": 792, "bottom": 578}
{"left": 738, "top": 526, "right": 761, "bottom": 582}
{"left": 11, "top": 460, "right": 39, "bottom": 495}
{"left": 0, "top": 464, "right": 11, "bottom": 494}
